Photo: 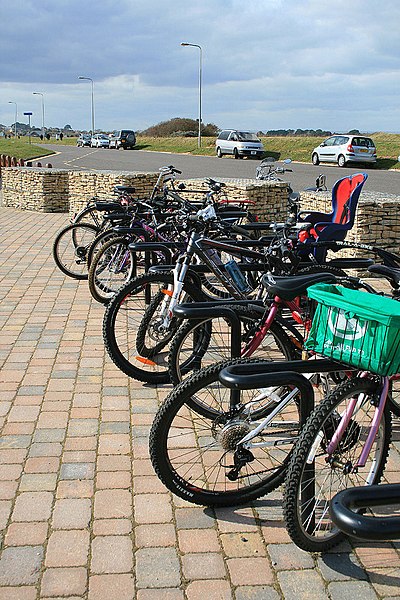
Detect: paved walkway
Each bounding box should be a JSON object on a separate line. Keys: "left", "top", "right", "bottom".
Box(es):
{"left": 0, "top": 206, "right": 400, "bottom": 600}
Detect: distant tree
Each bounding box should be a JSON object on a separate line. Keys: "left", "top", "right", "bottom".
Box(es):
{"left": 63, "top": 124, "right": 73, "bottom": 131}
{"left": 348, "top": 129, "right": 360, "bottom": 134}
{"left": 142, "top": 117, "right": 219, "bottom": 137}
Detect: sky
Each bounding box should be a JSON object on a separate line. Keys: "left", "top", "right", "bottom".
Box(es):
{"left": 0, "top": 0, "right": 399, "bottom": 134}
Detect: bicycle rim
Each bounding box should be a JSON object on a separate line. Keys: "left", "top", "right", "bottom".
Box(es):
{"left": 284, "top": 377, "right": 391, "bottom": 551}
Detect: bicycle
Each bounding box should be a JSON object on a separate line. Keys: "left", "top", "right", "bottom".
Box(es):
{"left": 149, "top": 266, "right": 400, "bottom": 514}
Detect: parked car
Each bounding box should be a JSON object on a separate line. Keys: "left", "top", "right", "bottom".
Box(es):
{"left": 215, "top": 130, "right": 264, "bottom": 159}
{"left": 77, "top": 134, "right": 91, "bottom": 147}
{"left": 109, "top": 130, "right": 136, "bottom": 149}
{"left": 312, "top": 135, "right": 377, "bottom": 167}
{"left": 91, "top": 134, "right": 110, "bottom": 148}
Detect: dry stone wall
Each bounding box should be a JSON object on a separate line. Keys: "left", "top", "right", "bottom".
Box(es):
{"left": 2, "top": 167, "right": 69, "bottom": 212}
{"left": 180, "top": 178, "right": 291, "bottom": 222}
{"left": 2, "top": 168, "right": 400, "bottom": 259}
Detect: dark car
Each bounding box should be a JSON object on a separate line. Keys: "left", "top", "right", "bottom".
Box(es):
{"left": 109, "top": 129, "right": 136, "bottom": 150}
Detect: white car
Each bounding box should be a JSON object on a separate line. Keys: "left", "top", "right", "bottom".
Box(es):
{"left": 91, "top": 134, "right": 110, "bottom": 148}
{"left": 215, "top": 130, "right": 264, "bottom": 159}
{"left": 312, "top": 135, "right": 377, "bottom": 167}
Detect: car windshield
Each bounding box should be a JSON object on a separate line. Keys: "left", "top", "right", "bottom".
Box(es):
{"left": 237, "top": 132, "right": 260, "bottom": 142}
{"left": 98, "top": 135, "right": 108, "bottom": 139}
{"left": 353, "top": 137, "right": 374, "bottom": 148}
{"left": 121, "top": 130, "right": 134, "bottom": 136}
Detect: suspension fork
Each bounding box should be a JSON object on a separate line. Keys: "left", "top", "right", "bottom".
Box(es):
{"left": 161, "top": 236, "right": 197, "bottom": 328}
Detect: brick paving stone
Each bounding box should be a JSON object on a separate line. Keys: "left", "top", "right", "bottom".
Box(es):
{"left": 267, "top": 543, "right": 314, "bottom": 570}
{"left": 45, "top": 530, "right": 90, "bottom": 567}
{"left": 93, "top": 518, "right": 132, "bottom": 536}
{"left": 235, "top": 587, "right": 280, "bottom": 600}
{"left": 40, "top": 566, "right": 87, "bottom": 597}
{"left": 137, "top": 590, "right": 185, "bottom": 600}
{"left": 135, "top": 547, "right": 181, "bottom": 588}
{"left": 0, "top": 481, "right": 18, "bottom": 500}
{"left": 91, "top": 535, "right": 133, "bottom": 573}
{"left": 24, "top": 456, "right": 60, "bottom": 472}
{"left": 328, "top": 580, "right": 379, "bottom": 600}
{"left": 220, "top": 532, "right": 266, "bottom": 558}
{"left": 5, "top": 522, "right": 48, "bottom": 546}
{"left": 88, "top": 573, "right": 136, "bottom": 600}
{"left": 12, "top": 491, "right": 53, "bottom": 521}
{"left": 94, "top": 489, "right": 132, "bottom": 519}
{"left": 175, "top": 507, "right": 216, "bottom": 530}
{"left": 185, "top": 580, "right": 232, "bottom": 600}
{"left": 0, "top": 500, "right": 12, "bottom": 529}
{"left": 135, "top": 523, "right": 176, "bottom": 548}
{"left": 96, "top": 470, "right": 131, "bottom": 489}
{"left": 134, "top": 493, "right": 173, "bottom": 524}
{"left": 182, "top": 553, "right": 226, "bottom": 580}
{"left": 215, "top": 507, "right": 259, "bottom": 534}
{"left": 354, "top": 543, "right": 400, "bottom": 570}
{"left": 51, "top": 498, "right": 92, "bottom": 529}
{"left": 56, "top": 479, "right": 94, "bottom": 498}
{"left": 277, "top": 570, "right": 329, "bottom": 599}
{"left": 0, "top": 546, "right": 44, "bottom": 585}
{"left": 368, "top": 568, "right": 400, "bottom": 597}
{"left": 19, "top": 472, "right": 58, "bottom": 491}
{"left": 227, "top": 557, "right": 274, "bottom": 587}
{"left": 33, "top": 428, "right": 65, "bottom": 442}
{"left": 178, "top": 528, "right": 220, "bottom": 553}
{"left": 98, "top": 433, "right": 131, "bottom": 455}
{"left": 0, "top": 587, "right": 37, "bottom": 599}
{"left": 60, "top": 462, "right": 95, "bottom": 479}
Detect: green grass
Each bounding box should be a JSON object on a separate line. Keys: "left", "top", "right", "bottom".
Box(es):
{"left": 1, "top": 133, "right": 399, "bottom": 168}
{"left": 0, "top": 139, "right": 54, "bottom": 160}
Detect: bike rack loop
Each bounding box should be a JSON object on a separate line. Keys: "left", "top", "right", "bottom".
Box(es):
{"left": 330, "top": 484, "right": 400, "bottom": 540}
{"left": 173, "top": 303, "right": 246, "bottom": 358}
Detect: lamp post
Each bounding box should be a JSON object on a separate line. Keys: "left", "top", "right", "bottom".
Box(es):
{"left": 8, "top": 101, "right": 17, "bottom": 139}
{"left": 78, "top": 76, "right": 95, "bottom": 136}
{"left": 180, "top": 42, "right": 202, "bottom": 148}
{"left": 33, "top": 92, "right": 45, "bottom": 139}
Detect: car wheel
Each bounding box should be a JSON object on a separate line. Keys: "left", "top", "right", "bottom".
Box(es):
{"left": 337, "top": 154, "right": 346, "bottom": 167}
{"left": 233, "top": 148, "right": 239, "bottom": 159}
{"left": 312, "top": 153, "right": 320, "bottom": 165}
{"left": 216, "top": 147, "right": 223, "bottom": 158}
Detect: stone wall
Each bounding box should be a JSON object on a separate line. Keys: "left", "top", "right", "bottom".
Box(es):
{"left": 68, "top": 171, "right": 159, "bottom": 217}
{"left": 180, "top": 178, "right": 291, "bottom": 222}
{"left": 2, "top": 167, "right": 69, "bottom": 212}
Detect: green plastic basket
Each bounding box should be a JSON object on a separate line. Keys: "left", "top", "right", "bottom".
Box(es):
{"left": 305, "top": 283, "right": 400, "bottom": 376}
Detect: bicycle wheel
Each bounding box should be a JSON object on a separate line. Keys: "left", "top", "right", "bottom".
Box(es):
{"left": 103, "top": 272, "right": 205, "bottom": 384}
{"left": 149, "top": 357, "right": 308, "bottom": 507}
{"left": 168, "top": 306, "right": 296, "bottom": 386}
{"left": 52, "top": 222, "right": 98, "bottom": 279}
{"left": 283, "top": 377, "right": 391, "bottom": 552}
{"left": 88, "top": 236, "right": 136, "bottom": 304}
{"left": 73, "top": 204, "right": 104, "bottom": 228}
{"left": 86, "top": 227, "right": 118, "bottom": 269}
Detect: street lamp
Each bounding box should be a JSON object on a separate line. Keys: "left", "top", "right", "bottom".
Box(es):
{"left": 8, "top": 101, "right": 17, "bottom": 139}
{"left": 181, "top": 42, "right": 202, "bottom": 148}
{"left": 23, "top": 112, "right": 33, "bottom": 144}
{"left": 78, "top": 76, "right": 95, "bottom": 136}
{"left": 33, "top": 92, "right": 45, "bottom": 139}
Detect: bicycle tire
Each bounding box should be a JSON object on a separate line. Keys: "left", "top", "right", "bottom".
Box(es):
{"left": 52, "top": 222, "right": 98, "bottom": 279}
{"left": 283, "top": 377, "right": 391, "bottom": 552}
{"left": 168, "top": 305, "right": 296, "bottom": 386}
{"left": 103, "top": 272, "right": 205, "bottom": 384}
{"left": 86, "top": 227, "right": 119, "bottom": 268}
{"left": 73, "top": 204, "right": 104, "bottom": 228}
{"left": 88, "top": 236, "right": 136, "bottom": 304}
{"left": 149, "top": 356, "right": 308, "bottom": 507}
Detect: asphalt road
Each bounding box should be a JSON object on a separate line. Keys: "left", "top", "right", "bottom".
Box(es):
{"left": 41, "top": 144, "right": 400, "bottom": 195}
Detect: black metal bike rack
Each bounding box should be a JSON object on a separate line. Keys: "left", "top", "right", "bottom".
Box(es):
{"left": 330, "top": 484, "right": 400, "bottom": 540}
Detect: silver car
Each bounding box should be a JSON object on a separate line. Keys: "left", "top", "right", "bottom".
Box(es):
{"left": 312, "top": 135, "right": 377, "bottom": 167}
{"left": 91, "top": 134, "right": 110, "bottom": 148}
{"left": 215, "top": 129, "right": 264, "bottom": 159}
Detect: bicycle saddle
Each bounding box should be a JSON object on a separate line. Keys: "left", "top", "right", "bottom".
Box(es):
{"left": 114, "top": 185, "right": 136, "bottom": 194}
{"left": 262, "top": 272, "right": 337, "bottom": 301}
